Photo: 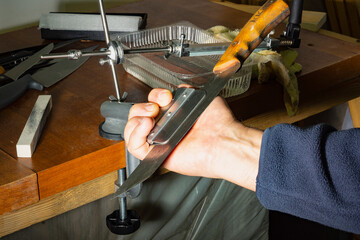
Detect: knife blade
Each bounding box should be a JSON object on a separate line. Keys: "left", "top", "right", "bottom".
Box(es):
{"left": 0, "top": 39, "right": 80, "bottom": 71}
{"left": 0, "top": 44, "right": 54, "bottom": 87}
{"left": 113, "top": 0, "right": 290, "bottom": 198}
{"left": 31, "top": 45, "right": 97, "bottom": 87}
{"left": 4, "top": 44, "right": 54, "bottom": 81}
{"left": 0, "top": 45, "right": 97, "bottom": 110}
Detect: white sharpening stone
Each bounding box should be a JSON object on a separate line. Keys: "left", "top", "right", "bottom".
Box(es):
{"left": 16, "top": 95, "right": 52, "bottom": 158}
{"left": 39, "top": 13, "right": 142, "bottom": 32}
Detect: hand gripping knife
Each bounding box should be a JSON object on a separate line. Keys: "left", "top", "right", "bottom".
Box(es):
{"left": 112, "top": 0, "right": 291, "bottom": 198}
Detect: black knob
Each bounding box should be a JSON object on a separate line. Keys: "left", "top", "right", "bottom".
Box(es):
{"left": 106, "top": 209, "right": 140, "bottom": 235}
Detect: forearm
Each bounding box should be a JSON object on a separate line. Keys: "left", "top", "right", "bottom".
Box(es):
{"left": 256, "top": 124, "right": 360, "bottom": 233}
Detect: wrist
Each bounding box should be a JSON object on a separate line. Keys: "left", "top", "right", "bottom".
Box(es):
{"left": 213, "top": 121, "right": 263, "bottom": 191}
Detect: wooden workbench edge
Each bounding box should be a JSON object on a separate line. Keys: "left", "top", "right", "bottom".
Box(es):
{"left": 0, "top": 174, "right": 39, "bottom": 216}
{"left": 0, "top": 149, "right": 39, "bottom": 215}
{"left": 0, "top": 171, "right": 117, "bottom": 237}
{"left": 37, "top": 142, "right": 126, "bottom": 199}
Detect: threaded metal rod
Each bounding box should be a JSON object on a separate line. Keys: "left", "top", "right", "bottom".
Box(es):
{"left": 118, "top": 168, "right": 127, "bottom": 221}
{"left": 41, "top": 50, "right": 111, "bottom": 60}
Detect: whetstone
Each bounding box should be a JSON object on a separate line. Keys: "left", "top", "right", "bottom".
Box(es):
{"left": 16, "top": 95, "right": 52, "bottom": 158}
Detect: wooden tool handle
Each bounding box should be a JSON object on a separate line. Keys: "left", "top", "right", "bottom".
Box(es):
{"left": 213, "top": 0, "right": 290, "bottom": 74}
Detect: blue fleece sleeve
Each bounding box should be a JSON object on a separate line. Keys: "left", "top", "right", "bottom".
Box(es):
{"left": 256, "top": 123, "right": 360, "bottom": 233}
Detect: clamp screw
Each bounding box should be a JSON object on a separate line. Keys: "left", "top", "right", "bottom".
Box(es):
{"left": 106, "top": 168, "right": 141, "bottom": 235}
{"left": 99, "top": 58, "right": 110, "bottom": 65}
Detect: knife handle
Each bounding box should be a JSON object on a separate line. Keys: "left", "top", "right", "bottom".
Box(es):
{"left": 0, "top": 74, "right": 13, "bottom": 87}
{"left": 213, "top": 0, "right": 290, "bottom": 74}
{"left": 0, "top": 74, "right": 43, "bottom": 110}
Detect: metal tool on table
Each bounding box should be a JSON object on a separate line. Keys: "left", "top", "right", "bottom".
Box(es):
{"left": 0, "top": 44, "right": 54, "bottom": 84}
{"left": 40, "top": 0, "right": 301, "bottom": 234}
{"left": 41, "top": 1, "right": 303, "bottom": 62}
{"left": 41, "top": 30, "right": 289, "bottom": 62}
{"left": 97, "top": 0, "right": 142, "bottom": 234}
{"left": 0, "top": 39, "right": 80, "bottom": 73}
{"left": 0, "top": 43, "right": 53, "bottom": 109}
{"left": 0, "top": 45, "right": 97, "bottom": 110}
{"left": 41, "top": 0, "right": 141, "bottom": 235}
{"left": 39, "top": 0, "right": 143, "bottom": 234}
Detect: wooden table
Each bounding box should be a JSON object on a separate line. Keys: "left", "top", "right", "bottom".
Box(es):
{"left": 1, "top": 0, "right": 360, "bottom": 236}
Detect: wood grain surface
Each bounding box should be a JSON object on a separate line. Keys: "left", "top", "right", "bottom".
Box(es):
{"left": 0, "top": 0, "right": 359, "bottom": 220}
{"left": 0, "top": 150, "right": 38, "bottom": 215}
{"left": 0, "top": 171, "right": 117, "bottom": 237}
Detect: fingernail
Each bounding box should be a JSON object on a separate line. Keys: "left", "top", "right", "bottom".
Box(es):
{"left": 145, "top": 103, "right": 155, "bottom": 112}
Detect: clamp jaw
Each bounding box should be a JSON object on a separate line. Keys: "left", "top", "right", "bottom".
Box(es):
{"left": 281, "top": 0, "right": 303, "bottom": 48}
{"left": 41, "top": 0, "right": 142, "bottom": 235}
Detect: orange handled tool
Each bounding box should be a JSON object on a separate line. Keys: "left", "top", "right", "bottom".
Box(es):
{"left": 213, "top": 0, "right": 290, "bottom": 74}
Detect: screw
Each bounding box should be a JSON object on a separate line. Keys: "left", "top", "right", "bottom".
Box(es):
{"left": 99, "top": 58, "right": 110, "bottom": 65}
{"left": 108, "top": 95, "right": 117, "bottom": 101}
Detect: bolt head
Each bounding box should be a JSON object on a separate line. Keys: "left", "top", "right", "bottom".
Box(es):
{"left": 99, "top": 58, "right": 105, "bottom": 65}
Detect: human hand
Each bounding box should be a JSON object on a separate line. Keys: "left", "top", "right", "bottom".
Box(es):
{"left": 124, "top": 87, "right": 263, "bottom": 191}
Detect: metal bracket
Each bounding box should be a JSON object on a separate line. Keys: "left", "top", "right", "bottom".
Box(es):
{"left": 147, "top": 88, "right": 206, "bottom": 145}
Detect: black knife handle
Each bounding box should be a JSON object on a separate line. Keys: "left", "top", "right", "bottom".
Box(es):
{"left": 0, "top": 74, "right": 13, "bottom": 87}
{"left": 0, "top": 74, "right": 43, "bottom": 110}
{"left": 0, "top": 50, "right": 33, "bottom": 68}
